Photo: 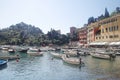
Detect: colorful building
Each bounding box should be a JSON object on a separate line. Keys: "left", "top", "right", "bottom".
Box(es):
{"left": 87, "top": 14, "right": 120, "bottom": 45}
{"left": 87, "top": 23, "right": 99, "bottom": 44}
{"left": 78, "top": 26, "right": 87, "bottom": 45}
{"left": 95, "top": 14, "right": 120, "bottom": 42}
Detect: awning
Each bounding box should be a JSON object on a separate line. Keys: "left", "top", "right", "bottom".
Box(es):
{"left": 109, "top": 42, "right": 120, "bottom": 46}
{"left": 109, "top": 42, "right": 116, "bottom": 45}
{"left": 89, "top": 42, "right": 108, "bottom": 45}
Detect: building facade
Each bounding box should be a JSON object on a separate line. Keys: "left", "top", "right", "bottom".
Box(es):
{"left": 95, "top": 14, "right": 120, "bottom": 42}
{"left": 70, "top": 27, "right": 77, "bottom": 35}
{"left": 78, "top": 26, "right": 87, "bottom": 45}
{"left": 87, "top": 14, "right": 120, "bottom": 44}
{"left": 87, "top": 22, "right": 99, "bottom": 44}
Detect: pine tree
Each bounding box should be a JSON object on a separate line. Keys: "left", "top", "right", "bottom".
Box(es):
{"left": 105, "top": 8, "right": 109, "bottom": 18}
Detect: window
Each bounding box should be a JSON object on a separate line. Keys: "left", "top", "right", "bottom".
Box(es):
{"left": 109, "top": 27, "right": 112, "bottom": 32}
{"left": 102, "top": 36, "right": 104, "bottom": 39}
{"left": 113, "top": 26, "right": 115, "bottom": 31}
{"left": 109, "top": 35, "right": 113, "bottom": 38}
{"left": 106, "top": 36, "right": 108, "bottom": 38}
{"left": 99, "top": 37, "right": 101, "bottom": 39}
{"left": 112, "top": 26, "right": 114, "bottom": 31}
{"left": 96, "top": 37, "right": 98, "bottom": 39}
{"left": 102, "top": 29, "right": 104, "bottom": 33}
{"left": 114, "top": 35, "right": 119, "bottom": 38}
{"left": 106, "top": 28, "right": 108, "bottom": 32}
{"left": 116, "top": 26, "right": 119, "bottom": 30}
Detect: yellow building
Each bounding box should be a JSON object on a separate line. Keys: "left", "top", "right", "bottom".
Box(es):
{"left": 88, "top": 14, "right": 120, "bottom": 45}
{"left": 95, "top": 14, "right": 120, "bottom": 42}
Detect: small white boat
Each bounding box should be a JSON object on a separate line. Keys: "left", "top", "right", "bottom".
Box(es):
{"left": 8, "top": 49, "right": 15, "bottom": 53}
{"left": 116, "top": 52, "right": 120, "bottom": 55}
{"left": 2, "top": 47, "right": 10, "bottom": 51}
{"left": 0, "top": 55, "right": 20, "bottom": 60}
{"left": 64, "top": 50, "right": 77, "bottom": 56}
{"left": 91, "top": 53, "right": 110, "bottom": 59}
{"left": 50, "top": 52, "right": 63, "bottom": 58}
{"left": 18, "top": 48, "right": 28, "bottom": 53}
{"left": 62, "top": 54, "right": 83, "bottom": 65}
{"left": 90, "top": 51, "right": 116, "bottom": 60}
{"left": 27, "top": 48, "right": 43, "bottom": 56}
{"left": 113, "top": 49, "right": 120, "bottom": 55}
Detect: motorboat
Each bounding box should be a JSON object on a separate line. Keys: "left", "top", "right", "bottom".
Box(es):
{"left": 62, "top": 54, "right": 83, "bottom": 65}
{"left": 27, "top": 48, "right": 43, "bottom": 56}
{"left": 64, "top": 50, "right": 77, "bottom": 56}
{"left": 0, "top": 55, "right": 20, "bottom": 60}
{"left": 0, "top": 59, "right": 7, "bottom": 66}
{"left": 18, "top": 48, "right": 28, "bottom": 53}
{"left": 90, "top": 50, "right": 116, "bottom": 60}
{"left": 112, "top": 48, "right": 120, "bottom": 55}
{"left": 8, "top": 48, "right": 15, "bottom": 53}
{"left": 2, "top": 47, "right": 10, "bottom": 51}
{"left": 50, "top": 52, "right": 63, "bottom": 58}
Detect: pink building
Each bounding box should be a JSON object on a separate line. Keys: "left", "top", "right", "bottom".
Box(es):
{"left": 78, "top": 26, "right": 87, "bottom": 45}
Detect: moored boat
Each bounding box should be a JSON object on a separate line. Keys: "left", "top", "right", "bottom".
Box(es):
{"left": 64, "top": 50, "right": 77, "bottom": 56}
{"left": 8, "top": 48, "right": 15, "bottom": 53}
{"left": 0, "top": 59, "right": 7, "bottom": 66}
{"left": 90, "top": 50, "right": 116, "bottom": 60}
{"left": 18, "top": 48, "right": 28, "bottom": 53}
{"left": 112, "top": 48, "right": 120, "bottom": 55}
{"left": 2, "top": 47, "right": 10, "bottom": 51}
{"left": 50, "top": 52, "right": 63, "bottom": 58}
{"left": 27, "top": 48, "right": 43, "bottom": 56}
{"left": 62, "top": 54, "right": 83, "bottom": 65}
{"left": 0, "top": 55, "right": 20, "bottom": 60}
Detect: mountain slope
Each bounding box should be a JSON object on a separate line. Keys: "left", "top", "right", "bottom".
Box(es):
{"left": 0, "top": 22, "right": 44, "bottom": 45}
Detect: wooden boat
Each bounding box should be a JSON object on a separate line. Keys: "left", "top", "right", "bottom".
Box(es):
{"left": 50, "top": 52, "right": 63, "bottom": 58}
{"left": 0, "top": 55, "right": 20, "bottom": 60}
{"left": 27, "top": 48, "right": 43, "bottom": 56}
{"left": 116, "top": 52, "right": 120, "bottom": 55}
{"left": 64, "top": 50, "right": 77, "bottom": 56}
{"left": 0, "top": 59, "right": 7, "bottom": 66}
{"left": 18, "top": 48, "right": 28, "bottom": 53}
{"left": 2, "top": 47, "right": 10, "bottom": 51}
{"left": 62, "top": 54, "right": 83, "bottom": 65}
{"left": 90, "top": 51, "right": 116, "bottom": 60}
{"left": 112, "top": 49, "right": 120, "bottom": 55}
{"left": 8, "top": 49, "right": 15, "bottom": 53}
{"left": 78, "top": 51, "right": 88, "bottom": 56}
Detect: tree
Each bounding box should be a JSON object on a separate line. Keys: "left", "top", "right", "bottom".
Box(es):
{"left": 104, "top": 8, "right": 109, "bottom": 18}
{"left": 116, "top": 7, "right": 120, "bottom": 13}
{"left": 70, "top": 31, "right": 79, "bottom": 41}
{"left": 98, "top": 14, "right": 105, "bottom": 21}
{"left": 46, "top": 29, "right": 69, "bottom": 45}
{"left": 88, "top": 17, "right": 95, "bottom": 24}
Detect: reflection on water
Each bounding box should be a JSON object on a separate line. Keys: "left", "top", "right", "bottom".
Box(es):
{"left": 0, "top": 64, "right": 7, "bottom": 70}
{"left": 0, "top": 50, "right": 120, "bottom": 80}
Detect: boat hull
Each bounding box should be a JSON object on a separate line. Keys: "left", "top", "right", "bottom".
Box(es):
{"left": 62, "top": 54, "right": 81, "bottom": 65}
{"left": 50, "top": 52, "right": 63, "bottom": 58}
{"left": 90, "top": 53, "right": 110, "bottom": 60}
{"left": 0, "top": 60, "right": 7, "bottom": 66}
{"left": 27, "top": 52, "right": 43, "bottom": 56}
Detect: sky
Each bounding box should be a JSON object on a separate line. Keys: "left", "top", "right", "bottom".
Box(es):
{"left": 0, "top": 0, "right": 120, "bottom": 34}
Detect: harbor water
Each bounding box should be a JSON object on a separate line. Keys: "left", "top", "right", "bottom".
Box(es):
{"left": 0, "top": 50, "right": 120, "bottom": 80}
